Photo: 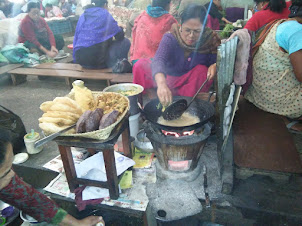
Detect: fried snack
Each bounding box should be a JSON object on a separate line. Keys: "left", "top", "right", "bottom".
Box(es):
{"left": 49, "top": 102, "right": 78, "bottom": 113}
{"left": 99, "top": 110, "right": 119, "bottom": 129}
{"left": 40, "top": 101, "right": 54, "bottom": 112}
{"left": 53, "top": 97, "right": 83, "bottom": 115}
{"left": 97, "top": 93, "right": 128, "bottom": 114}
{"left": 74, "top": 86, "right": 96, "bottom": 112}
{"left": 42, "top": 111, "right": 81, "bottom": 122}
{"left": 39, "top": 122, "right": 75, "bottom": 135}
{"left": 76, "top": 110, "right": 92, "bottom": 133}
{"left": 85, "top": 109, "right": 103, "bottom": 132}
{"left": 38, "top": 117, "right": 74, "bottom": 127}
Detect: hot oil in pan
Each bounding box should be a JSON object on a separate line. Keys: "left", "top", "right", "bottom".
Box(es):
{"left": 157, "top": 112, "right": 200, "bottom": 127}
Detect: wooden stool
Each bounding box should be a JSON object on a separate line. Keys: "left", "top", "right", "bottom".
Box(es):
{"left": 55, "top": 118, "right": 132, "bottom": 199}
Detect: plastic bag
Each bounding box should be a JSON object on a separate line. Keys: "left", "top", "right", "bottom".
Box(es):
{"left": 0, "top": 52, "right": 8, "bottom": 63}
{"left": 1, "top": 43, "right": 40, "bottom": 65}
{"left": 112, "top": 58, "right": 132, "bottom": 73}
{"left": 0, "top": 105, "right": 26, "bottom": 154}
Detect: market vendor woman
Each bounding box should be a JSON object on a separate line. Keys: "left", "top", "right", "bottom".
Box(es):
{"left": 73, "top": 0, "right": 131, "bottom": 69}
{"left": 18, "top": 2, "right": 64, "bottom": 58}
{"left": 0, "top": 133, "right": 104, "bottom": 225}
{"left": 133, "top": 4, "right": 221, "bottom": 106}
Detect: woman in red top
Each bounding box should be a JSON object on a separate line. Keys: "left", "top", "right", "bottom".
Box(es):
{"left": 18, "top": 2, "right": 64, "bottom": 58}
{"left": 0, "top": 132, "right": 104, "bottom": 226}
{"left": 244, "top": 0, "right": 291, "bottom": 32}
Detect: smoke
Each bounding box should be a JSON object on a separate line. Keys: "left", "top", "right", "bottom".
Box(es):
{"left": 190, "top": 0, "right": 213, "bottom": 68}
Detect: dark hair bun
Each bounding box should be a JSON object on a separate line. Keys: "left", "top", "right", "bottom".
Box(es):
{"left": 180, "top": 3, "right": 207, "bottom": 25}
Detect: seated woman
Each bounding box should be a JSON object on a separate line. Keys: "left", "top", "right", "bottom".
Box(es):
{"left": 133, "top": 4, "right": 221, "bottom": 106}
{"left": 130, "top": 0, "right": 177, "bottom": 64}
{"left": 73, "top": 0, "right": 130, "bottom": 69}
{"left": 245, "top": 0, "right": 302, "bottom": 133}
{"left": 60, "top": 0, "right": 72, "bottom": 17}
{"left": 0, "top": 133, "right": 104, "bottom": 225}
{"left": 244, "top": 0, "right": 291, "bottom": 32}
{"left": 204, "top": 0, "right": 232, "bottom": 30}
{"left": 18, "top": 2, "right": 64, "bottom": 58}
{"left": 45, "top": 3, "right": 63, "bottom": 18}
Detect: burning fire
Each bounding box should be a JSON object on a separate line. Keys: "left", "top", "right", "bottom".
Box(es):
{"left": 162, "top": 130, "right": 195, "bottom": 137}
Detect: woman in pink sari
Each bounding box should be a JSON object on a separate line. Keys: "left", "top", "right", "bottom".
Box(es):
{"left": 133, "top": 4, "right": 221, "bottom": 106}
{"left": 130, "top": 0, "right": 177, "bottom": 64}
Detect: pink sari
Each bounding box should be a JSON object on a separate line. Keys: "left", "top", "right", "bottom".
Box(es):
{"left": 133, "top": 59, "right": 213, "bottom": 97}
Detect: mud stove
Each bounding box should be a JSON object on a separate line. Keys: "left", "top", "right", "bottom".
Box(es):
{"left": 143, "top": 118, "right": 222, "bottom": 222}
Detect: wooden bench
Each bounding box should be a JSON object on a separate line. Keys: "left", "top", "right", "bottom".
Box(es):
{"left": 8, "top": 63, "right": 133, "bottom": 86}
{"left": 0, "top": 64, "right": 23, "bottom": 75}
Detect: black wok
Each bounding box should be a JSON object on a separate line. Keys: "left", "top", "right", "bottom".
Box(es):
{"left": 142, "top": 96, "right": 215, "bottom": 132}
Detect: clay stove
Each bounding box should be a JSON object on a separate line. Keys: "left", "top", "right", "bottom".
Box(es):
{"left": 143, "top": 121, "right": 212, "bottom": 181}
{"left": 143, "top": 120, "right": 213, "bottom": 222}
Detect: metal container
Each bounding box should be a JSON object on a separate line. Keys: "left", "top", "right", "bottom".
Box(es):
{"left": 134, "top": 129, "right": 154, "bottom": 153}
{"left": 103, "top": 83, "right": 144, "bottom": 116}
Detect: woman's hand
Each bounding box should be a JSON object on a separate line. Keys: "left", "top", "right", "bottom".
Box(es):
{"left": 157, "top": 83, "right": 172, "bottom": 106}
{"left": 155, "top": 73, "right": 172, "bottom": 106}
{"left": 46, "top": 50, "right": 57, "bottom": 58}
{"left": 51, "top": 46, "right": 59, "bottom": 54}
{"left": 76, "top": 216, "right": 105, "bottom": 226}
{"left": 207, "top": 63, "right": 217, "bottom": 80}
{"left": 60, "top": 215, "right": 104, "bottom": 226}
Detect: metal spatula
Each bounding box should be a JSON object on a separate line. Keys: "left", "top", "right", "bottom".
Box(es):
{"left": 34, "top": 124, "right": 76, "bottom": 148}
{"left": 162, "top": 78, "right": 209, "bottom": 121}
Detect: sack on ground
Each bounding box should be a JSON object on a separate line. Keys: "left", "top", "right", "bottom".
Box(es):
{"left": 112, "top": 58, "right": 132, "bottom": 73}
{"left": 1, "top": 43, "right": 39, "bottom": 65}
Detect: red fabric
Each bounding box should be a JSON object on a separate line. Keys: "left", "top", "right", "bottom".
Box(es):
{"left": 207, "top": 15, "right": 220, "bottom": 30}
{"left": 133, "top": 59, "right": 213, "bottom": 96}
{"left": 130, "top": 11, "right": 177, "bottom": 61}
{"left": 74, "top": 186, "right": 104, "bottom": 211}
{"left": 18, "top": 15, "right": 56, "bottom": 48}
{"left": 244, "top": 1, "right": 291, "bottom": 32}
{"left": 0, "top": 174, "right": 59, "bottom": 223}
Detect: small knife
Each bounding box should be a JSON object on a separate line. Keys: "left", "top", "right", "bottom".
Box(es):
{"left": 34, "top": 124, "right": 76, "bottom": 148}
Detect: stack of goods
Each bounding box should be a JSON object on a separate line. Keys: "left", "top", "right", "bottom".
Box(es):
{"left": 39, "top": 97, "right": 82, "bottom": 135}
{"left": 39, "top": 84, "right": 129, "bottom": 139}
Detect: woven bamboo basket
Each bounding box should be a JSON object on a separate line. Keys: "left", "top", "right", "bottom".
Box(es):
{"left": 61, "top": 91, "right": 130, "bottom": 140}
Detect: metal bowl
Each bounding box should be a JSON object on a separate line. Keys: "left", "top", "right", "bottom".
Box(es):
{"left": 103, "top": 83, "right": 144, "bottom": 116}
{"left": 20, "top": 210, "right": 39, "bottom": 224}
{"left": 134, "top": 129, "right": 154, "bottom": 153}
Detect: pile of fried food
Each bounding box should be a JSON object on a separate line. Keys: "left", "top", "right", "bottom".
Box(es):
{"left": 39, "top": 86, "right": 129, "bottom": 135}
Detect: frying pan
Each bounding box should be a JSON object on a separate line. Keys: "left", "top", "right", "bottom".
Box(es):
{"left": 142, "top": 96, "right": 215, "bottom": 132}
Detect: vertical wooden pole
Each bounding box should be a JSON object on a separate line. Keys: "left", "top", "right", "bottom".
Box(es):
{"left": 122, "top": 118, "right": 132, "bottom": 158}
{"left": 103, "top": 148, "right": 119, "bottom": 199}
{"left": 58, "top": 145, "right": 78, "bottom": 192}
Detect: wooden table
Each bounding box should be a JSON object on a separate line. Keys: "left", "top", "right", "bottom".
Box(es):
{"left": 8, "top": 62, "right": 133, "bottom": 86}
{"left": 54, "top": 117, "right": 132, "bottom": 200}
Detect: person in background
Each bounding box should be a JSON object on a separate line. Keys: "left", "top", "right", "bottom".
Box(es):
{"left": 204, "top": 0, "right": 232, "bottom": 30}
{"left": 60, "top": 0, "right": 72, "bottom": 17}
{"left": 133, "top": 4, "right": 220, "bottom": 106}
{"left": 0, "top": 0, "right": 12, "bottom": 17}
{"left": 18, "top": 2, "right": 64, "bottom": 58}
{"left": 73, "top": 0, "right": 130, "bottom": 69}
{"left": 245, "top": 0, "right": 302, "bottom": 133}
{"left": 45, "top": 3, "right": 63, "bottom": 17}
{"left": 130, "top": 0, "right": 177, "bottom": 65}
{"left": 244, "top": 0, "right": 291, "bottom": 32}
{"left": 70, "top": 0, "right": 76, "bottom": 14}
{"left": 0, "top": 133, "right": 105, "bottom": 226}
